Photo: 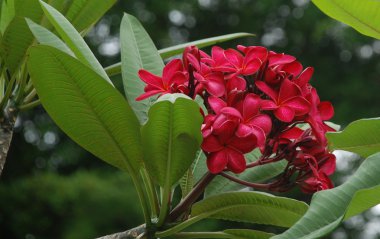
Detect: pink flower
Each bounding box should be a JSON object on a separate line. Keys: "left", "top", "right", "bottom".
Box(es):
{"left": 136, "top": 59, "right": 188, "bottom": 101}
{"left": 256, "top": 79, "right": 310, "bottom": 122}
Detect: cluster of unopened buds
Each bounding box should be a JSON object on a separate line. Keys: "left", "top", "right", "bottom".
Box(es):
{"left": 136, "top": 44, "right": 336, "bottom": 194}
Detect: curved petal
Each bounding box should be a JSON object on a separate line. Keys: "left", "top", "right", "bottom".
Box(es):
{"left": 284, "top": 96, "right": 310, "bottom": 115}
{"left": 207, "top": 150, "right": 228, "bottom": 174}
{"left": 296, "top": 67, "right": 314, "bottom": 87}
{"left": 278, "top": 78, "right": 302, "bottom": 103}
{"left": 208, "top": 96, "right": 227, "bottom": 114}
{"left": 280, "top": 127, "right": 304, "bottom": 140}
{"left": 260, "top": 100, "right": 278, "bottom": 110}
{"left": 247, "top": 114, "right": 272, "bottom": 134}
{"left": 162, "top": 59, "right": 183, "bottom": 84}
{"left": 275, "top": 106, "right": 295, "bottom": 122}
{"left": 255, "top": 81, "right": 278, "bottom": 101}
{"left": 204, "top": 72, "right": 225, "bottom": 97}
{"left": 318, "top": 101, "right": 334, "bottom": 120}
{"left": 242, "top": 58, "right": 261, "bottom": 75}
{"left": 226, "top": 76, "right": 246, "bottom": 92}
{"left": 282, "top": 61, "right": 303, "bottom": 76}
{"left": 136, "top": 89, "right": 163, "bottom": 101}
{"left": 224, "top": 48, "right": 244, "bottom": 68}
{"left": 268, "top": 53, "right": 296, "bottom": 66}
{"left": 201, "top": 135, "right": 224, "bottom": 152}
{"left": 236, "top": 123, "right": 252, "bottom": 138}
{"left": 138, "top": 69, "right": 163, "bottom": 89}
{"left": 245, "top": 46, "right": 268, "bottom": 62}
{"left": 242, "top": 94, "right": 261, "bottom": 121}
{"left": 229, "top": 134, "right": 257, "bottom": 153}
{"left": 226, "top": 148, "right": 246, "bottom": 173}
{"left": 220, "top": 107, "right": 243, "bottom": 119}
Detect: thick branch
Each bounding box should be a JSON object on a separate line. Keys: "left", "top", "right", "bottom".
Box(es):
{"left": 0, "top": 106, "right": 17, "bottom": 176}
{"left": 96, "top": 224, "right": 146, "bottom": 239}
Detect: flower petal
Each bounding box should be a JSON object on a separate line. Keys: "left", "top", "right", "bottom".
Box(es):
{"left": 204, "top": 72, "right": 225, "bottom": 97}
{"left": 278, "top": 78, "right": 302, "bottom": 102}
{"left": 207, "top": 150, "right": 228, "bottom": 174}
{"left": 282, "top": 61, "right": 303, "bottom": 76}
{"left": 255, "top": 81, "right": 278, "bottom": 101}
{"left": 247, "top": 114, "right": 272, "bottom": 134}
{"left": 275, "top": 106, "right": 295, "bottom": 122}
{"left": 201, "top": 135, "right": 224, "bottom": 152}
{"left": 284, "top": 96, "right": 310, "bottom": 115}
{"left": 296, "top": 67, "right": 314, "bottom": 87}
{"left": 162, "top": 59, "right": 183, "bottom": 84}
{"left": 136, "top": 89, "right": 163, "bottom": 101}
{"left": 208, "top": 96, "right": 227, "bottom": 114}
{"left": 226, "top": 149, "right": 246, "bottom": 173}
{"left": 224, "top": 49, "right": 244, "bottom": 68}
{"left": 138, "top": 69, "right": 163, "bottom": 89}
{"left": 242, "top": 94, "right": 261, "bottom": 121}
{"left": 318, "top": 101, "right": 334, "bottom": 120}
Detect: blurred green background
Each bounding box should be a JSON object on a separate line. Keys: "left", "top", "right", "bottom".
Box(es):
{"left": 1, "top": 0, "right": 380, "bottom": 238}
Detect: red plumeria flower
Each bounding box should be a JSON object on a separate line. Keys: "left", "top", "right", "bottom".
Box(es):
{"left": 202, "top": 133, "right": 257, "bottom": 174}
{"left": 305, "top": 88, "right": 335, "bottom": 144}
{"left": 136, "top": 59, "right": 188, "bottom": 101}
{"left": 256, "top": 79, "right": 310, "bottom": 122}
{"left": 223, "top": 48, "right": 263, "bottom": 77}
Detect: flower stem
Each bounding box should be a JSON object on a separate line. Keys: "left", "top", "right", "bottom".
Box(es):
{"left": 219, "top": 172, "right": 272, "bottom": 190}
{"left": 168, "top": 172, "right": 216, "bottom": 222}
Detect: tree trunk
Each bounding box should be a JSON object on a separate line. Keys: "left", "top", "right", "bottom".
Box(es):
{"left": 96, "top": 224, "right": 146, "bottom": 239}
{"left": 0, "top": 106, "right": 17, "bottom": 176}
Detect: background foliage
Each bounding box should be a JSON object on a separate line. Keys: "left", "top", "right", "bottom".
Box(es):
{"left": 1, "top": 0, "right": 380, "bottom": 238}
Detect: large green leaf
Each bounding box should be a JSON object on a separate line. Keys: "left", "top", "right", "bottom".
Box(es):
{"left": 105, "top": 32, "right": 254, "bottom": 77}
{"left": 274, "top": 152, "right": 380, "bottom": 239}
{"left": 312, "top": 0, "right": 380, "bottom": 39}
{"left": 224, "top": 229, "right": 274, "bottom": 239}
{"left": 192, "top": 191, "right": 308, "bottom": 228}
{"left": 120, "top": 13, "right": 164, "bottom": 124}
{"left": 141, "top": 94, "right": 202, "bottom": 187}
{"left": 26, "top": 18, "right": 73, "bottom": 56}
{"left": 64, "top": 0, "right": 116, "bottom": 35}
{"left": 39, "top": 0, "right": 111, "bottom": 83}
{"left": 205, "top": 150, "right": 287, "bottom": 197}
{"left": 327, "top": 118, "right": 380, "bottom": 157}
{"left": 27, "top": 45, "right": 142, "bottom": 173}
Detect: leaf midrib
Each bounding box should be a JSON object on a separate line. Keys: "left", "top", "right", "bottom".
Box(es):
{"left": 50, "top": 50, "right": 134, "bottom": 172}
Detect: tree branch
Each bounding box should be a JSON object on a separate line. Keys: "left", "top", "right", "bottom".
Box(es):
{"left": 96, "top": 224, "right": 146, "bottom": 239}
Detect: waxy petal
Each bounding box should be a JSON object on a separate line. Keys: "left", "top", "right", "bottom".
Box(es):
{"left": 279, "top": 78, "right": 302, "bottom": 103}
{"left": 138, "top": 69, "right": 164, "bottom": 89}
{"left": 226, "top": 149, "right": 246, "bottom": 173}
{"left": 220, "top": 107, "right": 243, "bottom": 119}
{"left": 296, "top": 67, "right": 314, "bottom": 87}
{"left": 204, "top": 72, "right": 225, "bottom": 97}
{"left": 245, "top": 46, "right": 268, "bottom": 62}
{"left": 256, "top": 81, "right": 278, "bottom": 101}
{"left": 162, "top": 59, "right": 183, "bottom": 85}
{"left": 201, "top": 135, "right": 224, "bottom": 152}
{"left": 226, "top": 76, "right": 246, "bottom": 92}
{"left": 207, "top": 150, "right": 228, "bottom": 174}
{"left": 268, "top": 53, "right": 296, "bottom": 66}
{"left": 136, "top": 89, "right": 163, "bottom": 101}
{"left": 225, "top": 49, "right": 244, "bottom": 68}
{"left": 229, "top": 134, "right": 257, "bottom": 153}
{"left": 208, "top": 96, "right": 227, "bottom": 114}
{"left": 242, "top": 58, "right": 261, "bottom": 75}
{"left": 275, "top": 106, "right": 295, "bottom": 122}
{"left": 318, "top": 101, "right": 334, "bottom": 120}
{"left": 242, "top": 94, "right": 261, "bottom": 120}
{"left": 260, "top": 100, "right": 277, "bottom": 110}
{"left": 282, "top": 61, "right": 303, "bottom": 76}
{"left": 283, "top": 96, "right": 310, "bottom": 115}
{"left": 247, "top": 114, "right": 272, "bottom": 134}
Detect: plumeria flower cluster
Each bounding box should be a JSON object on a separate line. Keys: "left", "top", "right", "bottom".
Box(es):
{"left": 136, "top": 45, "right": 336, "bottom": 193}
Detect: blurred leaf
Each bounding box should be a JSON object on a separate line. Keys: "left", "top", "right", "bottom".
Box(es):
{"left": 105, "top": 32, "right": 254, "bottom": 77}
{"left": 274, "top": 152, "right": 380, "bottom": 239}
{"left": 192, "top": 150, "right": 208, "bottom": 185}
{"left": 224, "top": 229, "right": 274, "bottom": 239}
{"left": 327, "top": 118, "right": 380, "bottom": 157}
{"left": 120, "top": 13, "right": 164, "bottom": 124}
{"left": 26, "top": 18, "right": 73, "bottom": 56}
{"left": 27, "top": 45, "right": 142, "bottom": 173}
{"left": 141, "top": 94, "right": 202, "bottom": 187}
{"left": 191, "top": 191, "right": 308, "bottom": 227}
{"left": 39, "top": 0, "right": 112, "bottom": 83}
{"left": 205, "top": 150, "right": 287, "bottom": 197}
{"left": 312, "top": 0, "right": 380, "bottom": 39}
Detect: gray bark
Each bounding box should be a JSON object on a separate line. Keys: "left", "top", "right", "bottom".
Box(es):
{"left": 96, "top": 224, "right": 146, "bottom": 239}
{"left": 0, "top": 106, "right": 17, "bottom": 176}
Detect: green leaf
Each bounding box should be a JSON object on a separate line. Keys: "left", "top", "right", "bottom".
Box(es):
{"left": 39, "top": 0, "right": 112, "bottom": 84}
{"left": 224, "top": 229, "right": 274, "bottom": 239}
{"left": 327, "top": 118, "right": 380, "bottom": 157}
{"left": 104, "top": 32, "right": 254, "bottom": 77}
{"left": 274, "top": 152, "right": 380, "bottom": 239}
{"left": 120, "top": 13, "right": 164, "bottom": 125}
{"left": 0, "top": 0, "right": 43, "bottom": 74}
{"left": 159, "top": 32, "right": 255, "bottom": 59}
{"left": 141, "top": 93, "right": 203, "bottom": 187}
{"left": 27, "top": 45, "right": 142, "bottom": 173}
{"left": 192, "top": 150, "right": 208, "bottom": 185}
{"left": 63, "top": 0, "right": 116, "bottom": 35}
{"left": 25, "top": 18, "right": 73, "bottom": 56}
{"left": 312, "top": 0, "right": 380, "bottom": 39}
{"left": 191, "top": 191, "right": 308, "bottom": 228}
{"left": 205, "top": 150, "right": 287, "bottom": 197}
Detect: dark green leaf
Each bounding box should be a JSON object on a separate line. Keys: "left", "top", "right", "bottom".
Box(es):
{"left": 27, "top": 45, "right": 142, "bottom": 173}
{"left": 141, "top": 94, "right": 203, "bottom": 187}
{"left": 191, "top": 191, "right": 308, "bottom": 228}
{"left": 224, "top": 229, "right": 274, "bottom": 239}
